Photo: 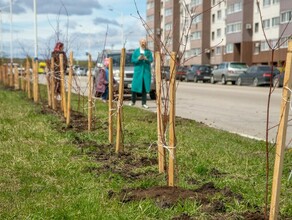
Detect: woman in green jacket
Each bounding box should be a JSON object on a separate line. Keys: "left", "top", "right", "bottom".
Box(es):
{"left": 129, "top": 39, "right": 153, "bottom": 109}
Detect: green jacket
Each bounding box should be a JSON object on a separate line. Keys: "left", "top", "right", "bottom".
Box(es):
{"left": 131, "top": 48, "right": 153, "bottom": 93}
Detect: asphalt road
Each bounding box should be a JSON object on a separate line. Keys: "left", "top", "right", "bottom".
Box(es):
{"left": 145, "top": 82, "right": 292, "bottom": 147}
{"left": 39, "top": 75, "right": 292, "bottom": 147}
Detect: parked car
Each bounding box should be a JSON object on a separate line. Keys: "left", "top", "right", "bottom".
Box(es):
{"left": 97, "top": 50, "right": 156, "bottom": 100}
{"left": 185, "top": 65, "right": 213, "bottom": 82}
{"left": 236, "top": 65, "right": 280, "bottom": 86}
{"left": 75, "top": 67, "right": 87, "bottom": 76}
{"left": 273, "top": 72, "right": 285, "bottom": 88}
{"left": 176, "top": 66, "right": 189, "bottom": 81}
{"left": 161, "top": 66, "right": 170, "bottom": 81}
{"left": 211, "top": 62, "right": 248, "bottom": 85}
{"left": 86, "top": 67, "right": 99, "bottom": 76}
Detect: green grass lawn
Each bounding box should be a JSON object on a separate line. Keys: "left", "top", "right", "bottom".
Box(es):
{"left": 0, "top": 85, "right": 291, "bottom": 219}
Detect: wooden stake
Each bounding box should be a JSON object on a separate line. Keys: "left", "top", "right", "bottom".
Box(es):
{"left": 269, "top": 40, "right": 292, "bottom": 220}
{"left": 1, "top": 65, "right": 3, "bottom": 83}
{"left": 88, "top": 54, "right": 93, "bottom": 131}
{"left": 26, "top": 59, "right": 31, "bottom": 99}
{"left": 155, "top": 52, "right": 165, "bottom": 173}
{"left": 9, "top": 64, "right": 13, "bottom": 87}
{"left": 168, "top": 52, "right": 176, "bottom": 187}
{"left": 4, "top": 65, "right": 8, "bottom": 86}
{"left": 33, "top": 60, "right": 39, "bottom": 103}
{"left": 66, "top": 52, "right": 74, "bottom": 126}
{"left": 0, "top": 65, "right": 2, "bottom": 83}
{"left": 14, "top": 66, "right": 19, "bottom": 90}
{"left": 115, "top": 48, "right": 126, "bottom": 153}
{"left": 51, "top": 58, "right": 56, "bottom": 110}
{"left": 108, "top": 57, "right": 114, "bottom": 144}
{"left": 60, "top": 54, "right": 67, "bottom": 118}
{"left": 21, "top": 66, "right": 25, "bottom": 91}
{"left": 46, "top": 66, "right": 52, "bottom": 107}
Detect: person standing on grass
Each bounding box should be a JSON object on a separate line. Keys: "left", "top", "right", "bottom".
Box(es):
{"left": 129, "top": 38, "right": 153, "bottom": 109}
{"left": 95, "top": 58, "right": 110, "bottom": 102}
{"left": 51, "top": 42, "right": 67, "bottom": 101}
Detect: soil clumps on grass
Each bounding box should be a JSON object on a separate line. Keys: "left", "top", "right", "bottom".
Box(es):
{"left": 39, "top": 102, "right": 268, "bottom": 220}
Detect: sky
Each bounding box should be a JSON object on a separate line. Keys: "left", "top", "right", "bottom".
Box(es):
{"left": 0, "top": 0, "right": 147, "bottom": 60}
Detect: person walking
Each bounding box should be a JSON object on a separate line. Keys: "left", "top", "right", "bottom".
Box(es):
{"left": 51, "top": 42, "right": 67, "bottom": 101}
{"left": 129, "top": 38, "right": 153, "bottom": 109}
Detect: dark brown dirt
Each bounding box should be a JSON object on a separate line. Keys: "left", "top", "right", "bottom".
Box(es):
{"left": 39, "top": 102, "right": 268, "bottom": 220}
{"left": 40, "top": 104, "right": 101, "bottom": 132}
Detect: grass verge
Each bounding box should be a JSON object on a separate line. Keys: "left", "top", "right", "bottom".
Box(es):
{"left": 0, "top": 84, "right": 291, "bottom": 219}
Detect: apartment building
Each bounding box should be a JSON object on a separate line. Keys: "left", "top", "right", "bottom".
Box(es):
{"left": 146, "top": 0, "right": 291, "bottom": 67}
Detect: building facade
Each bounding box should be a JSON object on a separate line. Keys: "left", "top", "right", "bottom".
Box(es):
{"left": 146, "top": 0, "right": 292, "bottom": 67}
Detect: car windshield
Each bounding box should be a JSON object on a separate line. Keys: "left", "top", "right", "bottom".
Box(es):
{"left": 259, "top": 66, "right": 279, "bottom": 73}
{"left": 230, "top": 63, "right": 248, "bottom": 69}
{"left": 108, "top": 53, "right": 133, "bottom": 67}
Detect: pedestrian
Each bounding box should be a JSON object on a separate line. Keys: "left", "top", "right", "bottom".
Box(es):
{"left": 129, "top": 38, "right": 153, "bottom": 109}
{"left": 51, "top": 42, "right": 67, "bottom": 101}
{"left": 95, "top": 58, "right": 110, "bottom": 102}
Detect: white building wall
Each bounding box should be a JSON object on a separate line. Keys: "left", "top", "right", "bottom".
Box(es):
{"left": 253, "top": 0, "right": 280, "bottom": 42}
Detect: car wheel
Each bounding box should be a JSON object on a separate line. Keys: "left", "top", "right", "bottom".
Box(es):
{"left": 237, "top": 77, "right": 242, "bottom": 86}
{"left": 194, "top": 76, "right": 198, "bottom": 83}
{"left": 150, "top": 90, "right": 156, "bottom": 100}
{"left": 210, "top": 75, "right": 215, "bottom": 84}
{"left": 253, "top": 78, "right": 259, "bottom": 87}
{"left": 221, "top": 76, "right": 226, "bottom": 85}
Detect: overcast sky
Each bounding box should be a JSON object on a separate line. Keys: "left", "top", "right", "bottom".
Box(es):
{"left": 0, "top": 0, "right": 146, "bottom": 60}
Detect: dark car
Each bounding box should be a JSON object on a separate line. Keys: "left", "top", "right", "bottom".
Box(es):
{"left": 236, "top": 65, "right": 280, "bottom": 86}
{"left": 161, "top": 66, "right": 170, "bottom": 81}
{"left": 176, "top": 66, "right": 189, "bottom": 81}
{"left": 185, "top": 65, "right": 213, "bottom": 82}
{"left": 273, "top": 72, "right": 284, "bottom": 88}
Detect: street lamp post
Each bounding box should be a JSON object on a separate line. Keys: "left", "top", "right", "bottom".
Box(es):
{"left": 9, "top": 0, "right": 12, "bottom": 65}
{"left": 33, "top": 0, "right": 38, "bottom": 60}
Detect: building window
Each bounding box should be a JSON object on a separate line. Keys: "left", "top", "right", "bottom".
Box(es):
{"left": 263, "top": 0, "right": 271, "bottom": 7}
{"left": 146, "top": 1, "right": 154, "bottom": 10}
{"left": 255, "top": 23, "right": 259, "bottom": 33}
{"left": 281, "top": 11, "right": 292, "bottom": 23}
{"left": 227, "top": 1, "right": 242, "bottom": 14}
{"left": 185, "top": 50, "right": 192, "bottom": 59}
{"left": 226, "top": 22, "right": 242, "bottom": 34}
{"left": 273, "top": 0, "right": 279, "bottom": 3}
{"left": 262, "top": 19, "right": 270, "bottom": 29}
{"left": 147, "top": 15, "right": 154, "bottom": 22}
{"left": 280, "top": 37, "right": 288, "bottom": 48}
{"left": 212, "top": 32, "right": 215, "bottom": 40}
{"left": 217, "top": 28, "right": 221, "bottom": 38}
{"left": 217, "top": 10, "right": 222, "bottom": 20}
{"left": 254, "top": 42, "right": 260, "bottom": 54}
{"left": 272, "top": 17, "right": 280, "bottom": 27}
{"left": 165, "top": 8, "right": 172, "bottom": 16}
{"left": 212, "top": 14, "right": 215, "bottom": 23}
{"left": 191, "top": 31, "right": 201, "bottom": 40}
{"left": 191, "top": 0, "right": 202, "bottom": 7}
{"left": 225, "top": 44, "right": 233, "bottom": 54}
{"left": 215, "top": 46, "right": 222, "bottom": 55}
{"left": 260, "top": 41, "right": 269, "bottom": 51}
{"left": 165, "top": 23, "right": 172, "bottom": 31}
{"left": 192, "top": 48, "right": 202, "bottom": 56}
{"left": 193, "top": 14, "right": 202, "bottom": 23}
